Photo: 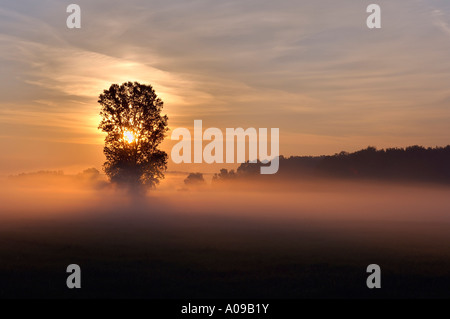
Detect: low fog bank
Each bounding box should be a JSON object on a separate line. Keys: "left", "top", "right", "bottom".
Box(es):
{"left": 1, "top": 168, "right": 450, "bottom": 233}
{"left": 1, "top": 169, "right": 450, "bottom": 298}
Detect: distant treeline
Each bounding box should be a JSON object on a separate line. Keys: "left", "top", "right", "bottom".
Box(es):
{"left": 213, "top": 146, "right": 450, "bottom": 184}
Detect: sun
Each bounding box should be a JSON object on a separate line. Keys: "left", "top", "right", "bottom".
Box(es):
{"left": 123, "top": 130, "right": 135, "bottom": 143}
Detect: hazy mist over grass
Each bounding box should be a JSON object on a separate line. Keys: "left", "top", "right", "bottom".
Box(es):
{"left": 2, "top": 168, "right": 450, "bottom": 233}
{"left": 1, "top": 170, "right": 450, "bottom": 298}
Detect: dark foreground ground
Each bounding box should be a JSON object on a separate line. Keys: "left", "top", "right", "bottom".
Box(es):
{"left": 0, "top": 179, "right": 449, "bottom": 298}
{"left": 1, "top": 216, "right": 450, "bottom": 298}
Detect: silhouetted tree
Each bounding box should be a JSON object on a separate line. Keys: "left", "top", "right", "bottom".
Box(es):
{"left": 220, "top": 145, "right": 450, "bottom": 184}
{"left": 212, "top": 169, "right": 237, "bottom": 182}
{"left": 184, "top": 173, "right": 205, "bottom": 185}
{"left": 98, "top": 82, "right": 168, "bottom": 188}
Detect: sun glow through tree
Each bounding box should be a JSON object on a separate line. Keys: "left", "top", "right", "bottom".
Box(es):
{"left": 123, "top": 130, "right": 135, "bottom": 144}
{"left": 98, "top": 82, "right": 168, "bottom": 188}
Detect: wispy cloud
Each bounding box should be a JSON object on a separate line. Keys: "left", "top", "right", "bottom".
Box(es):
{"left": 1, "top": 0, "right": 450, "bottom": 173}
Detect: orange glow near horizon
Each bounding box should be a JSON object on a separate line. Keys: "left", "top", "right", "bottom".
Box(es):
{"left": 1, "top": 1, "right": 450, "bottom": 176}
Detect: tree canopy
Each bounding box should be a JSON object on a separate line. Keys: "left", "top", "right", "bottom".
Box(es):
{"left": 220, "top": 145, "right": 450, "bottom": 184}
{"left": 98, "top": 82, "right": 168, "bottom": 188}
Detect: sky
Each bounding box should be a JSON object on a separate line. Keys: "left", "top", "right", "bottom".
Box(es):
{"left": 1, "top": 0, "right": 450, "bottom": 175}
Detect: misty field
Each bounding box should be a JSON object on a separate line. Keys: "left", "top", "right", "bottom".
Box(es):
{"left": 0, "top": 172, "right": 450, "bottom": 298}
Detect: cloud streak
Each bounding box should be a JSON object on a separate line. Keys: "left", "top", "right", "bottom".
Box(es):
{"left": 1, "top": 0, "right": 450, "bottom": 173}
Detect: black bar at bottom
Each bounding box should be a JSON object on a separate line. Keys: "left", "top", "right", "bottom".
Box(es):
{"left": 0, "top": 299, "right": 443, "bottom": 317}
